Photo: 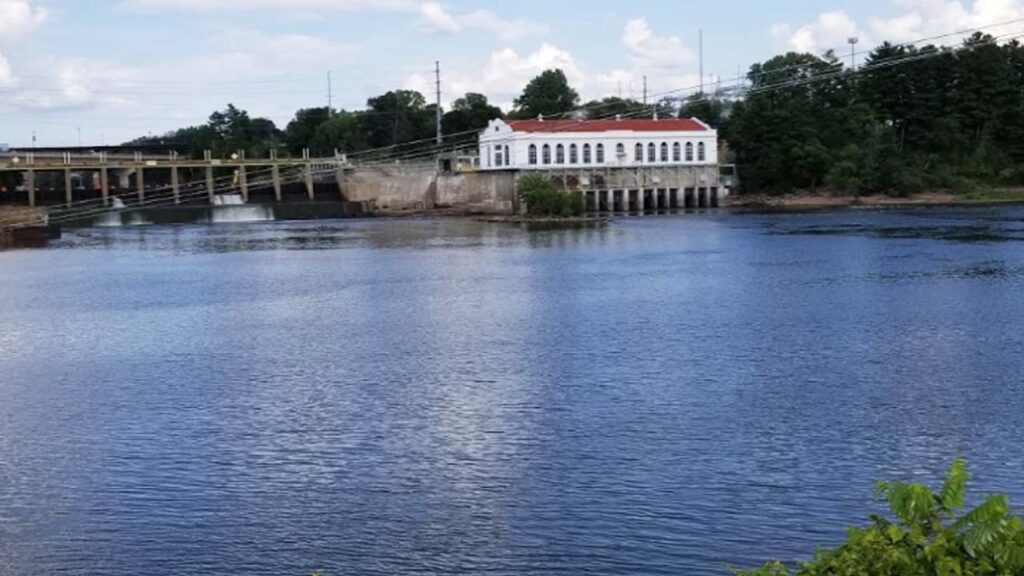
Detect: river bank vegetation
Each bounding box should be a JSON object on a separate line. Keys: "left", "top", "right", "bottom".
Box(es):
{"left": 739, "top": 460, "right": 1024, "bottom": 575}
{"left": 517, "top": 173, "right": 585, "bottom": 217}
{"left": 126, "top": 33, "right": 1024, "bottom": 200}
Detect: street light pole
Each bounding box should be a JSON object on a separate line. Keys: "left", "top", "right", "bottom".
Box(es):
{"left": 848, "top": 37, "right": 859, "bottom": 71}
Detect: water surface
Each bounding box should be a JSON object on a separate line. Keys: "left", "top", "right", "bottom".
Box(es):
{"left": 2, "top": 208, "right": 1024, "bottom": 575}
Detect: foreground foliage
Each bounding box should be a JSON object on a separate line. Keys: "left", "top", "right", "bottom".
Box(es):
{"left": 518, "top": 174, "right": 584, "bottom": 217}
{"left": 740, "top": 460, "right": 1024, "bottom": 575}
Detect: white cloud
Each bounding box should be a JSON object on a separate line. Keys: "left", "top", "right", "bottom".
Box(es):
{"left": 210, "top": 29, "right": 359, "bottom": 70}
{"left": 869, "top": 0, "right": 1024, "bottom": 44}
{"left": 122, "top": 0, "right": 416, "bottom": 11}
{"left": 404, "top": 18, "right": 705, "bottom": 112}
{"left": 774, "top": 10, "right": 864, "bottom": 54}
{"left": 622, "top": 18, "right": 693, "bottom": 71}
{"left": 774, "top": 1, "right": 1024, "bottom": 55}
{"left": 418, "top": 2, "right": 547, "bottom": 40}
{"left": 591, "top": 19, "right": 699, "bottom": 100}
{"left": 0, "top": 0, "right": 49, "bottom": 41}
{"left": 11, "top": 58, "right": 139, "bottom": 111}
{"left": 405, "top": 43, "right": 583, "bottom": 110}
{"left": 0, "top": 52, "right": 15, "bottom": 87}
{"left": 419, "top": 2, "right": 460, "bottom": 33}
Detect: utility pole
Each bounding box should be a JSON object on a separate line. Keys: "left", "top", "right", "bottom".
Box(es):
{"left": 435, "top": 60, "right": 442, "bottom": 146}
{"left": 699, "top": 28, "right": 705, "bottom": 96}
{"left": 327, "top": 70, "right": 333, "bottom": 114}
{"left": 643, "top": 75, "right": 648, "bottom": 106}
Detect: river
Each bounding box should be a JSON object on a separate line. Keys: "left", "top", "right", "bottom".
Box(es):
{"left": 1, "top": 208, "right": 1023, "bottom": 575}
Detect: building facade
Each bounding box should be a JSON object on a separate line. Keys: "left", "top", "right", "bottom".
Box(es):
{"left": 477, "top": 117, "right": 718, "bottom": 171}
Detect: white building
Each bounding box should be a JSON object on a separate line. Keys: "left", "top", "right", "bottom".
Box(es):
{"left": 477, "top": 117, "right": 718, "bottom": 171}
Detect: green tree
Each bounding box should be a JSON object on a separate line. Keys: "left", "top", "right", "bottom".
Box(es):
{"left": 285, "top": 107, "right": 332, "bottom": 155}
{"left": 680, "top": 93, "right": 726, "bottom": 127}
{"left": 518, "top": 173, "right": 583, "bottom": 217}
{"left": 511, "top": 69, "right": 580, "bottom": 119}
{"left": 740, "top": 460, "right": 1024, "bottom": 576}
{"left": 442, "top": 93, "right": 504, "bottom": 137}
{"left": 206, "top": 104, "right": 281, "bottom": 157}
{"left": 365, "top": 90, "right": 434, "bottom": 148}
{"left": 581, "top": 96, "right": 646, "bottom": 120}
{"left": 308, "top": 111, "right": 369, "bottom": 156}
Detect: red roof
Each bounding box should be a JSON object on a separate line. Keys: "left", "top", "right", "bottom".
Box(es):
{"left": 506, "top": 118, "right": 708, "bottom": 133}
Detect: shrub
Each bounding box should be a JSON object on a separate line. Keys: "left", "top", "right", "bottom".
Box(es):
{"left": 739, "top": 460, "right": 1024, "bottom": 576}
{"left": 518, "top": 174, "right": 584, "bottom": 217}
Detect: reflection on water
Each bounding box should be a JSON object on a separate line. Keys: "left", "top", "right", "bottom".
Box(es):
{"left": 2, "top": 207, "right": 1024, "bottom": 575}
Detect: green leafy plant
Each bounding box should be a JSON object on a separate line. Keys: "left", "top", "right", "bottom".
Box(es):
{"left": 739, "top": 460, "right": 1024, "bottom": 575}
{"left": 518, "top": 173, "right": 584, "bottom": 217}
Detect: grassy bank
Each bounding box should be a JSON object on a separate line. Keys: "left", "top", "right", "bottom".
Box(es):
{"left": 729, "top": 188, "right": 1024, "bottom": 211}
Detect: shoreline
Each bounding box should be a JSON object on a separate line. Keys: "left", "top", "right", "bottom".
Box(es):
{"left": 727, "top": 190, "right": 1024, "bottom": 211}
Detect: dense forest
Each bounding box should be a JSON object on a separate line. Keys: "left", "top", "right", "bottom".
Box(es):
{"left": 726, "top": 32, "right": 1024, "bottom": 196}
{"left": 129, "top": 32, "right": 1024, "bottom": 196}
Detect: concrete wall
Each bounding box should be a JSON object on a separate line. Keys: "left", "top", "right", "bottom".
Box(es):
{"left": 343, "top": 165, "right": 517, "bottom": 215}
{"left": 341, "top": 164, "right": 723, "bottom": 216}
{"left": 343, "top": 164, "right": 438, "bottom": 213}
{"left": 437, "top": 171, "right": 517, "bottom": 215}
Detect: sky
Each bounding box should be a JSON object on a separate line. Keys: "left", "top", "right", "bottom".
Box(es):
{"left": 2, "top": 0, "right": 1024, "bottom": 146}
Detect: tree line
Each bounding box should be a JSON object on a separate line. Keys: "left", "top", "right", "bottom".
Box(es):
{"left": 130, "top": 32, "right": 1024, "bottom": 196}
{"left": 126, "top": 69, "right": 673, "bottom": 161}
{"left": 726, "top": 32, "right": 1024, "bottom": 196}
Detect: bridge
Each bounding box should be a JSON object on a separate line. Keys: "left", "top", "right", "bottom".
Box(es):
{"left": 0, "top": 149, "right": 349, "bottom": 208}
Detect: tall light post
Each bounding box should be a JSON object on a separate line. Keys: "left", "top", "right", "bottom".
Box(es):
{"left": 847, "top": 37, "right": 859, "bottom": 71}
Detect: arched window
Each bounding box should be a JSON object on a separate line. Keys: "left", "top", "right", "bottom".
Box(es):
{"left": 616, "top": 143, "right": 626, "bottom": 159}
{"left": 596, "top": 143, "right": 605, "bottom": 164}
{"left": 528, "top": 144, "right": 538, "bottom": 165}
{"left": 685, "top": 142, "right": 694, "bottom": 162}
{"left": 648, "top": 143, "right": 656, "bottom": 163}
{"left": 495, "top": 148, "right": 503, "bottom": 167}
{"left": 635, "top": 143, "right": 644, "bottom": 162}
{"left": 556, "top": 144, "right": 565, "bottom": 164}
{"left": 673, "top": 142, "right": 681, "bottom": 162}
{"left": 698, "top": 142, "right": 706, "bottom": 162}
{"left": 505, "top": 145, "right": 511, "bottom": 167}
{"left": 583, "top": 143, "right": 592, "bottom": 164}
{"left": 542, "top": 144, "right": 552, "bottom": 165}
{"left": 660, "top": 142, "right": 669, "bottom": 162}
{"left": 570, "top": 144, "right": 579, "bottom": 164}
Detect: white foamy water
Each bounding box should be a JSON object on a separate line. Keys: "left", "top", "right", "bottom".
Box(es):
{"left": 212, "top": 194, "right": 245, "bottom": 206}
{"left": 94, "top": 211, "right": 151, "bottom": 227}
{"left": 208, "top": 205, "right": 275, "bottom": 224}
{"left": 111, "top": 197, "right": 126, "bottom": 209}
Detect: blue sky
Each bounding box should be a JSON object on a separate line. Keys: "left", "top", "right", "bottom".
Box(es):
{"left": 2, "top": 0, "right": 1024, "bottom": 146}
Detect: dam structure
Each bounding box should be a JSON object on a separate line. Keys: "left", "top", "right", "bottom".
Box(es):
{"left": 0, "top": 124, "right": 729, "bottom": 218}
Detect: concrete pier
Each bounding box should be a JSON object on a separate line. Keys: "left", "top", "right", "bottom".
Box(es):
{"left": 205, "top": 166, "right": 215, "bottom": 203}
{"left": 64, "top": 169, "right": 72, "bottom": 208}
{"left": 170, "top": 167, "right": 180, "bottom": 204}
{"left": 238, "top": 166, "right": 249, "bottom": 202}
{"left": 26, "top": 169, "right": 35, "bottom": 207}
{"left": 304, "top": 163, "right": 315, "bottom": 200}
{"left": 136, "top": 167, "right": 145, "bottom": 204}
{"left": 272, "top": 165, "right": 282, "bottom": 202}
{"left": 100, "top": 168, "right": 110, "bottom": 206}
